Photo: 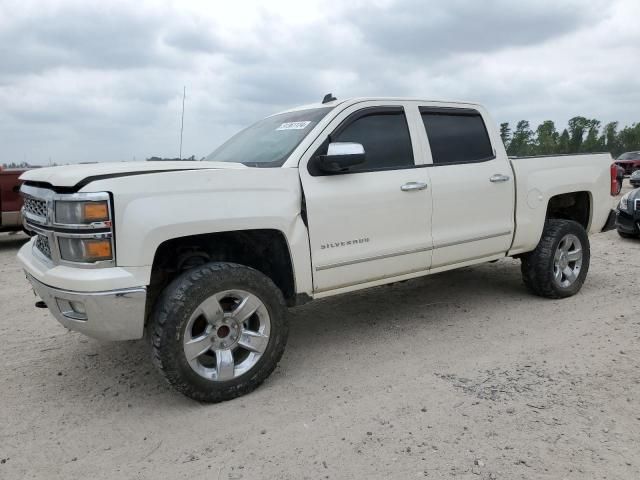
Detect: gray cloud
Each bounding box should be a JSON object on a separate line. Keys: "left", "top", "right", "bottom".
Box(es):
{"left": 0, "top": 0, "right": 638, "bottom": 165}
{"left": 163, "top": 27, "right": 221, "bottom": 54}
{"left": 0, "top": 7, "right": 166, "bottom": 76}
{"left": 351, "top": 0, "right": 609, "bottom": 58}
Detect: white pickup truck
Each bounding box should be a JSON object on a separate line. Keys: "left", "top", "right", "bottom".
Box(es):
{"left": 18, "top": 96, "right": 618, "bottom": 402}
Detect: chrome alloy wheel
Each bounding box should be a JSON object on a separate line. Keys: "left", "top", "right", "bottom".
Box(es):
{"left": 553, "top": 234, "right": 583, "bottom": 288}
{"left": 183, "top": 290, "right": 271, "bottom": 381}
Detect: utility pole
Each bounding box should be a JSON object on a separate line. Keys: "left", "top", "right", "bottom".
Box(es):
{"left": 179, "top": 86, "right": 186, "bottom": 160}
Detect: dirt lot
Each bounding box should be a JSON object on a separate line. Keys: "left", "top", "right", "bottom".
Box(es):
{"left": 1, "top": 200, "right": 639, "bottom": 479}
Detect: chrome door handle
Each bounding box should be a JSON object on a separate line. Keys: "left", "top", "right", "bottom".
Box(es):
{"left": 401, "top": 182, "right": 428, "bottom": 192}
{"left": 490, "top": 174, "right": 510, "bottom": 183}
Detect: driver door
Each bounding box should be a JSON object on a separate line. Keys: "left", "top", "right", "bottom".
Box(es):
{"left": 299, "top": 102, "right": 433, "bottom": 293}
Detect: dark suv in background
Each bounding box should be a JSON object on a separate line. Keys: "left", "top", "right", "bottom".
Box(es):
{"left": 615, "top": 151, "right": 640, "bottom": 175}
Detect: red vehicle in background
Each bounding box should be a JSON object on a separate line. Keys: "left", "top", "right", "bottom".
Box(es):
{"left": 0, "top": 167, "right": 29, "bottom": 232}
{"left": 615, "top": 151, "right": 640, "bottom": 175}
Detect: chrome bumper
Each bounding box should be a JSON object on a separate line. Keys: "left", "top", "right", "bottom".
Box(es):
{"left": 26, "top": 273, "right": 147, "bottom": 341}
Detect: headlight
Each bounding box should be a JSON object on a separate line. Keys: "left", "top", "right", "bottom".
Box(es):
{"left": 21, "top": 186, "right": 115, "bottom": 267}
{"left": 54, "top": 193, "right": 114, "bottom": 264}
{"left": 58, "top": 237, "right": 113, "bottom": 263}
{"left": 619, "top": 192, "right": 630, "bottom": 211}
{"left": 55, "top": 200, "right": 110, "bottom": 225}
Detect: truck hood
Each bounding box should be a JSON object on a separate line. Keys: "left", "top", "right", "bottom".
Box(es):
{"left": 19, "top": 161, "right": 247, "bottom": 188}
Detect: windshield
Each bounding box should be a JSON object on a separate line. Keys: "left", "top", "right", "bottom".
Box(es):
{"left": 617, "top": 152, "right": 640, "bottom": 160}
{"left": 205, "top": 107, "right": 333, "bottom": 167}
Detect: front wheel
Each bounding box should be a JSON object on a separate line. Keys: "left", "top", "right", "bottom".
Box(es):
{"left": 521, "top": 219, "right": 590, "bottom": 299}
{"left": 150, "top": 262, "right": 288, "bottom": 402}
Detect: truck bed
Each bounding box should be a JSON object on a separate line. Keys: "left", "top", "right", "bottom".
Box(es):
{"left": 508, "top": 153, "right": 614, "bottom": 255}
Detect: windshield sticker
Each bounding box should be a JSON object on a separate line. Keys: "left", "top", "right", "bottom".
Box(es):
{"left": 276, "top": 121, "right": 311, "bottom": 131}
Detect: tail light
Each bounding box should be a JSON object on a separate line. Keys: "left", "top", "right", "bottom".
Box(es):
{"left": 610, "top": 163, "right": 618, "bottom": 196}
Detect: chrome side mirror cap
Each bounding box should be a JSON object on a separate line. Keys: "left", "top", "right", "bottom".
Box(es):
{"left": 317, "top": 142, "right": 366, "bottom": 173}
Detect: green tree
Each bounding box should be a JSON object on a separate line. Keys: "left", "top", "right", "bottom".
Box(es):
{"left": 556, "top": 129, "right": 570, "bottom": 154}
{"left": 581, "top": 119, "right": 603, "bottom": 152}
{"left": 146, "top": 155, "right": 196, "bottom": 161}
{"left": 496, "top": 118, "right": 639, "bottom": 157}
{"left": 567, "top": 116, "right": 589, "bottom": 153}
{"left": 507, "top": 120, "right": 534, "bottom": 156}
{"left": 602, "top": 122, "right": 619, "bottom": 155}
{"left": 535, "top": 120, "right": 559, "bottom": 155}
{"left": 617, "top": 123, "right": 640, "bottom": 156}
{"left": 499, "top": 122, "right": 511, "bottom": 150}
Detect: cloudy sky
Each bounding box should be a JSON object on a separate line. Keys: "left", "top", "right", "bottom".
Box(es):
{"left": 1, "top": 0, "right": 639, "bottom": 165}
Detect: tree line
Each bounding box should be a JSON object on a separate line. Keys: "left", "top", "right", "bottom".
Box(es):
{"left": 146, "top": 155, "right": 197, "bottom": 161}
{"left": 1, "top": 161, "right": 39, "bottom": 168}
{"left": 501, "top": 117, "right": 640, "bottom": 158}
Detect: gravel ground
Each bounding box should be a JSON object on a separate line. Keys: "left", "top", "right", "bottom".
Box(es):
{"left": 1, "top": 193, "right": 639, "bottom": 479}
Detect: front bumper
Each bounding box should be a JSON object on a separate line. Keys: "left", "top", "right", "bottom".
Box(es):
{"left": 615, "top": 210, "right": 640, "bottom": 234}
{"left": 25, "top": 273, "right": 147, "bottom": 341}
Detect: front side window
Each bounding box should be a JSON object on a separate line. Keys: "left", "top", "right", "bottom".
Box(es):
{"left": 331, "top": 109, "right": 414, "bottom": 172}
{"left": 206, "top": 107, "right": 333, "bottom": 167}
{"left": 421, "top": 109, "right": 494, "bottom": 165}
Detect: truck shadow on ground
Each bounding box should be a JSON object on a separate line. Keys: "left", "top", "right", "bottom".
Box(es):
{"left": 290, "top": 261, "right": 525, "bottom": 334}
{"left": 46, "top": 259, "right": 530, "bottom": 405}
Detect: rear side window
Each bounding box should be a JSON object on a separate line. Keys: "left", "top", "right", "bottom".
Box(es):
{"left": 420, "top": 109, "right": 494, "bottom": 165}
{"left": 332, "top": 110, "right": 414, "bottom": 172}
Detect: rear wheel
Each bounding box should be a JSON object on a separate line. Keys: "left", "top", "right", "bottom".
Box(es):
{"left": 150, "top": 262, "right": 288, "bottom": 402}
{"left": 521, "top": 219, "right": 590, "bottom": 299}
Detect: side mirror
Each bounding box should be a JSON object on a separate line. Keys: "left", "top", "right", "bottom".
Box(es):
{"left": 316, "top": 142, "right": 366, "bottom": 173}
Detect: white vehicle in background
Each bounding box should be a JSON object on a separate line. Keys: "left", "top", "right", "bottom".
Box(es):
{"left": 18, "top": 96, "right": 618, "bottom": 402}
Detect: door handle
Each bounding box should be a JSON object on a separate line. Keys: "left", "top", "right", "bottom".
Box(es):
{"left": 490, "top": 174, "right": 510, "bottom": 183}
{"left": 401, "top": 182, "right": 428, "bottom": 192}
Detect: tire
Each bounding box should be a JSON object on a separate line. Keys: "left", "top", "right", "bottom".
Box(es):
{"left": 520, "top": 219, "right": 590, "bottom": 299}
{"left": 150, "top": 262, "right": 288, "bottom": 403}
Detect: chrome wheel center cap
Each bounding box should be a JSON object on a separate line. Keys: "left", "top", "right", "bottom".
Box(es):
{"left": 559, "top": 253, "right": 568, "bottom": 269}
{"left": 209, "top": 319, "right": 241, "bottom": 349}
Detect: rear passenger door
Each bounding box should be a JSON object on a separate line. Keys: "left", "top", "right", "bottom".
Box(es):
{"left": 418, "top": 106, "right": 514, "bottom": 268}
{"left": 299, "top": 102, "right": 433, "bottom": 293}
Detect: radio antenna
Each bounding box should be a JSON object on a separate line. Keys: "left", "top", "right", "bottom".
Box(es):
{"left": 179, "top": 86, "right": 186, "bottom": 159}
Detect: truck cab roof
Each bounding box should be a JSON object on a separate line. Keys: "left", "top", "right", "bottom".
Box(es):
{"left": 275, "top": 96, "right": 482, "bottom": 116}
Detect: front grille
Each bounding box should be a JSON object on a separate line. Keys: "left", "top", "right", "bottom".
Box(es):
{"left": 35, "top": 235, "right": 52, "bottom": 259}
{"left": 23, "top": 196, "right": 48, "bottom": 219}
